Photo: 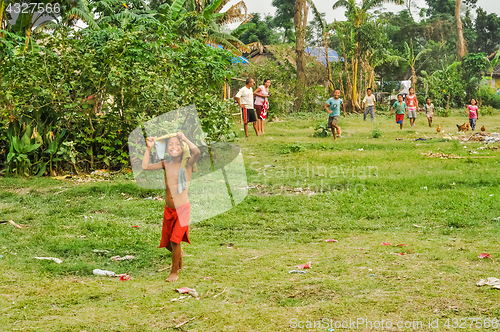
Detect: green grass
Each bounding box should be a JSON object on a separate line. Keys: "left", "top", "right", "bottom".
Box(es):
{"left": 1, "top": 111, "right": 500, "bottom": 331}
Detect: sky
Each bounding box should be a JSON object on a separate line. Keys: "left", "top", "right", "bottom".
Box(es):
{"left": 223, "top": 0, "right": 500, "bottom": 26}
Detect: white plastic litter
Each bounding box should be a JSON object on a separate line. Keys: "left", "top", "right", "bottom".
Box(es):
{"left": 477, "top": 277, "right": 500, "bottom": 289}
{"left": 34, "top": 257, "right": 62, "bottom": 264}
{"left": 93, "top": 269, "right": 116, "bottom": 276}
{"left": 111, "top": 255, "right": 135, "bottom": 261}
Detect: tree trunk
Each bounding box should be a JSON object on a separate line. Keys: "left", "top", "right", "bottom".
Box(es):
{"left": 341, "top": 39, "right": 352, "bottom": 101}
{"left": 293, "top": 0, "right": 308, "bottom": 112}
{"left": 411, "top": 67, "right": 417, "bottom": 89}
{"left": 455, "top": 0, "right": 466, "bottom": 59}
{"left": 324, "top": 34, "right": 334, "bottom": 95}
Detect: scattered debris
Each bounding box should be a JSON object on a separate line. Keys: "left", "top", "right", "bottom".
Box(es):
{"left": 111, "top": 255, "right": 135, "bottom": 261}
{"left": 264, "top": 165, "right": 275, "bottom": 168}
{"left": 393, "top": 253, "right": 406, "bottom": 256}
{"left": 382, "top": 242, "right": 391, "bottom": 245}
{"left": 358, "top": 148, "right": 364, "bottom": 151}
{"left": 421, "top": 152, "right": 461, "bottom": 159}
{"left": 479, "top": 253, "right": 494, "bottom": 261}
{"left": 492, "top": 217, "right": 500, "bottom": 221}
{"left": 170, "top": 295, "right": 189, "bottom": 302}
{"left": 296, "top": 261, "right": 312, "bottom": 269}
{"left": 413, "top": 224, "right": 425, "bottom": 228}
{"left": 34, "top": 257, "right": 62, "bottom": 264}
{"left": 175, "top": 317, "right": 197, "bottom": 329}
{"left": 325, "top": 239, "right": 338, "bottom": 243}
{"left": 118, "top": 274, "right": 131, "bottom": 281}
{"left": 289, "top": 270, "right": 307, "bottom": 274}
{"left": 396, "top": 138, "right": 403, "bottom": 140}
{"left": 220, "top": 243, "right": 238, "bottom": 249}
{"left": 93, "top": 269, "right": 116, "bottom": 276}
{"left": 176, "top": 287, "right": 199, "bottom": 298}
{"left": 131, "top": 225, "right": 140, "bottom": 228}
{"left": 477, "top": 277, "right": 500, "bottom": 289}
{"left": 144, "top": 197, "right": 153, "bottom": 200}
{"left": 414, "top": 138, "right": 427, "bottom": 141}
{"left": 396, "top": 244, "right": 408, "bottom": 247}
{"left": 158, "top": 266, "right": 171, "bottom": 272}
{"left": 93, "top": 249, "right": 110, "bottom": 253}
{"left": 213, "top": 287, "right": 227, "bottom": 298}
{"left": 421, "top": 186, "right": 428, "bottom": 190}
{"left": 0, "top": 220, "right": 25, "bottom": 229}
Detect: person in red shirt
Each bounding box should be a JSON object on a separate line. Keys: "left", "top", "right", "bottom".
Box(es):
{"left": 405, "top": 87, "right": 419, "bottom": 128}
{"left": 465, "top": 98, "right": 479, "bottom": 130}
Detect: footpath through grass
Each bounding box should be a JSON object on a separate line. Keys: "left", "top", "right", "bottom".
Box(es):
{"left": 1, "top": 112, "right": 500, "bottom": 331}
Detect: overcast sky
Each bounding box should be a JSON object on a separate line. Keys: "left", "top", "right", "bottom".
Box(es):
{"left": 223, "top": 0, "right": 500, "bottom": 26}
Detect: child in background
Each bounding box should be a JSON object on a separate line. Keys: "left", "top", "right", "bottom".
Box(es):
{"left": 405, "top": 87, "right": 418, "bottom": 128}
{"left": 390, "top": 94, "right": 406, "bottom": 130}
{"left": 362, "top": 88, "right": 376, "bottom": 122}
{"left": 466, "top": 98, "right": 479, "bottom": 130}
{"left": 424, "top": 97, "right": 435, "bottom": 127}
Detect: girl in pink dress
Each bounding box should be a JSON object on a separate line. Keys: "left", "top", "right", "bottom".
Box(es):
{"left": 253, "top": 79, "right": 271, "bottom": 134}
{"left": 466, "top": 98, "right": 479, "bottom": 130}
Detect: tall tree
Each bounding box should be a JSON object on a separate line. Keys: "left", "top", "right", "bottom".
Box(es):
{"left": 332, "top": 0, "right": 403, "bottom": 111}
{"left": 455, "top": 0, "right": 466, "bottom": 59}
{"left": 402, "top": 40, "right": 431, "bottom": 88}
{"left": 272, "top": 0, "right": 295, "bottom": 43}
{"left": 306, "top": 0, "right": 333, "bottom": 95}
{"left": 293, "top": 0, "right": 308, "bottom": 112}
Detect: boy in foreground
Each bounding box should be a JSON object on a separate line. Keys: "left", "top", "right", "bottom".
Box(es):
{"left": 324, "top": 89, "right": 346, "bottom": 140}
{"left": 390, "top": 94, "right": 406, "bottom": 130}
{"left": 142, "top": 132, "right": 200, "bottom": 282}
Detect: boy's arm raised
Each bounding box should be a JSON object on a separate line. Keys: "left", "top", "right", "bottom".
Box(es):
{"left": 177, "top": 132, "right": 201, "bottom": 168}
{"left": 142, "top": 137, "right": 164, "bottom": 171}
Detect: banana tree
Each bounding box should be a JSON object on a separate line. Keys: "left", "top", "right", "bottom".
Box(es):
{"left": 332, "top": 0, "right": 403, "bottom": 110}
{"left": 402, "top": 40, "right": 431, "bottom": 89}
{"left": 307, "top": 0, "right": 334, "bottom": 95}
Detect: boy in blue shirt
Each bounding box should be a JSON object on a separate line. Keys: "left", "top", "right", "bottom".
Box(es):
{"left": 324, "top": 88, "right": 346, "bottom": 140}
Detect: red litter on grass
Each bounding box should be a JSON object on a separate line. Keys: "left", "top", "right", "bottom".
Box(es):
{"left": 382, "top": 242, "right": 391, "bottom": 245}
{"left": 131, "top": 225, "right": 140, "bottom": 228}
{"left": 296, "top": 261, "right": 312, "bottom": 269}
{"left": 325, "top": 239, "right": 338, "bottom": 243}
{"left": 394, "top": 253, "right": 406, "bottom": 256}
{"left": 312, "top": 253, "right": 320, "bottom": 256}
{"left": 118, "top": 274, "right": 130, "bottom": 281}
{"left": 479, "top": 253, "right": 493, "bottom": 259}
{"left": 396, "top": 244, "right": 408, "bottom": 246}
{"left": 176, "top": 287, "right": 191, "bottom": 294}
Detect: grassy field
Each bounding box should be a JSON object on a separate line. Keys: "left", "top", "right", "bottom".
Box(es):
{"left": 1, "top": 110, "right": 500, "bottom": 331}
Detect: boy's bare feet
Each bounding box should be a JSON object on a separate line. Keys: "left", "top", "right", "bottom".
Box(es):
{"left": 166, "top": 272, "right": 179, "bottom": 282}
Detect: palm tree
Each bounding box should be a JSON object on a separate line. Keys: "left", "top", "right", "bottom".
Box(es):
{"left": 487, "top": 49, "right": 500, "bottom": 80}
{"left": 402, "top": 40, "right": 431, "bottom": 89}
{"left": 306, "top": 0, "right": 334, "bottom": 95}
{"left": 190, "top": 0, "right": 254, "bottom": 54}
{"left": 332, "top": 0, "right": 403, "bottom": 110}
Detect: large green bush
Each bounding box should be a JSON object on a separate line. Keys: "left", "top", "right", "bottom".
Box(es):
{"left": 0, "top": 25, "right": 236, "bottom": 176}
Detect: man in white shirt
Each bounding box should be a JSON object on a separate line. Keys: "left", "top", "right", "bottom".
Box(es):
{"left": 362, "top": 88, "right": 376, "bottom": 122}
{"left": 235, "top": 78, "right": 259, "bottom": 137}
